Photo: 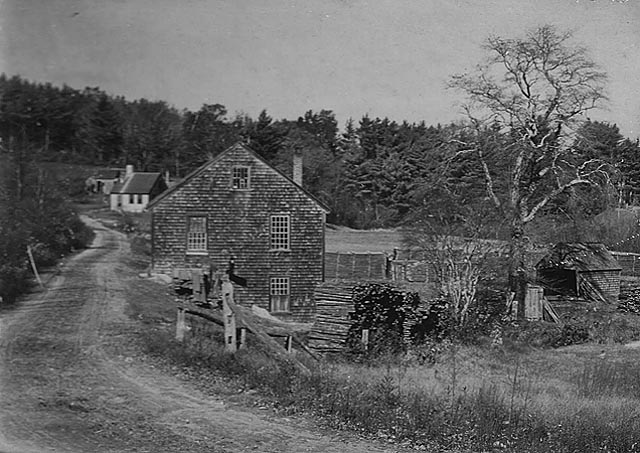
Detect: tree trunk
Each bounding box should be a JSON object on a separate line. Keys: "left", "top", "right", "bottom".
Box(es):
{"left": 509, "top": 218, "right": 528, "bottom": 318}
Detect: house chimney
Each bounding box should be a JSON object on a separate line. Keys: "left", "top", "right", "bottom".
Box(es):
{"left": 125, "top": 164, "right": 134, "bottom": 179}
{"left": 293, "top": 152, "right": 303, "bottom": 186}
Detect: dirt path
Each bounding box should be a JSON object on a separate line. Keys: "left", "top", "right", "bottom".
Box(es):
{"left": 0, "top": 217, "right": 404, "bottom": 453}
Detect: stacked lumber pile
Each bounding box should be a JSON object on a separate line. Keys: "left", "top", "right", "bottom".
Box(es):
{"left": 308, "top": 282, "right": 355, "bottom": 352}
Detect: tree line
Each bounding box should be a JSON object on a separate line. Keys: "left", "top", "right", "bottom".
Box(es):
{"left": 3, "top": 74, "right": 638, "bottom": 233}
{"left": 3, "top": 25, "right": 640, "bottom": 311}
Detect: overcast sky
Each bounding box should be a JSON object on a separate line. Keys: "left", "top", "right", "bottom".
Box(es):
{"left": 1, "top": 0, "right": 639, "bottom": 137}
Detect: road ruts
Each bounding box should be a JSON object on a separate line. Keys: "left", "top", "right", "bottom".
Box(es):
{"left": 0, "top": 216, "right": 408, "bottom": 453}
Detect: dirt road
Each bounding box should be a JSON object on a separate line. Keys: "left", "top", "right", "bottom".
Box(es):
{"left": 0, "top": 217, "right": 403, "bottom": 453}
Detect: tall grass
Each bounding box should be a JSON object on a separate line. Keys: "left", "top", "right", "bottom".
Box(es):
{"left": 141, "top": 319, "right": 640, "bottom": 453}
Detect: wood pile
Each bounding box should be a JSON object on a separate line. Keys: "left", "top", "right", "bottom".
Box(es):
{"left": 308, "top": 283, "right": 356, "bottom": 352}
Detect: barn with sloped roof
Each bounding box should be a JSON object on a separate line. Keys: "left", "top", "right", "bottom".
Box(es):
{"left": 536, "top": 242, "right": 622, "bottom": 303}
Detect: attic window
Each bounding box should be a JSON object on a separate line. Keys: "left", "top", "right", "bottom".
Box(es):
{"left": 232, "top": 166, "right": 250, "bottom": 189}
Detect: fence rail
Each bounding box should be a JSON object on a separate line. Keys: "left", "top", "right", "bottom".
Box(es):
{"left": 612, "top": 251, "right": 640, "bottom": 277}
{"left": 324, "top": 252, "right": 388, "bottom": 281}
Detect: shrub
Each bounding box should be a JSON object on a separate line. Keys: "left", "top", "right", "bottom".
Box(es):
{"left": 0, "top": 263, "right": 31, "bottom": 304}
{"left": 346, "top": 283, "right": 424, "bottom": 355}
{"left": 503, "top": 321, "right": 590, "bottom": 348}
{"left": 0, "top": 159, "right": 94, "bottom": 303}
{"left": 420, "top": 280, "right": 508, "bottom": 344}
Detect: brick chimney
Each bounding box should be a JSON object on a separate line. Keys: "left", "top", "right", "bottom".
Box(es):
{"left": 293, "top": 152, "right": 303, "bottom": 186}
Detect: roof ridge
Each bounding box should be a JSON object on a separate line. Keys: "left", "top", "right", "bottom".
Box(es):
{"left": 148, "top": 142, "right": 329, "bottom": 213}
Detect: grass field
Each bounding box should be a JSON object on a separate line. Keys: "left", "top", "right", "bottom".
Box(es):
{"left": 99, "top": 192, "right": 640, "bottom": 451}
{"left": 326, "top": 224, "right": 404, "bottom": 253}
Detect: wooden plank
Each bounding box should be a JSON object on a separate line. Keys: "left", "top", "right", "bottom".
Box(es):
{"left": 176, "top": 308, "right": 186, "bottom": 341}
{"left": 222, "top": 282, "right": 311, "bottom": 376}
{"left": 524, "top": 285, "right": 544, "bottom": 321}
{"left": 543, "top": 299, "right": 563, "bottom": 326}
{"left": 27, "top": 246, "right": 43, "bottom": 287}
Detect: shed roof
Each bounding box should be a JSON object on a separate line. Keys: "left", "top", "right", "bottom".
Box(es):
{"left": 148, "top": 142, "right": 330, "bottom": 213}
{"left": 537, "top": 242, "right": 622, "bottom": 272}
{"left": 115, "top": 173, "right": 162, "bottom": 194}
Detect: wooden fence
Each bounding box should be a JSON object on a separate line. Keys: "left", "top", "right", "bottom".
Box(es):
{"left": 611, "top": 251, "right": 640, "bottom": 277}
{"left": 324, "top": 252, "right": 388, "bottom": 281}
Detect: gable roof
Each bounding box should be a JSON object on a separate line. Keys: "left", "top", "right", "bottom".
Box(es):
{"left": 537, "top": 242, "right": 622, "bottom": 272}
{"left": 147, "top": 142, "right": 330, "bottom": 213}
{"left": 114, "top": 172, "right": 162, "bottom": 194}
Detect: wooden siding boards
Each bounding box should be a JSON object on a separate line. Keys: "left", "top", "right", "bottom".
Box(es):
{"left": 150, "top": 143, "right": 328, "bottom": 322}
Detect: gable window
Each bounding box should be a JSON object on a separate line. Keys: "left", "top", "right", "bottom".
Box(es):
{"left": 186, "top": 216, "right": 207, "bottom": 253}
{"left": 270, "top": 277, "right": 290, "bottom": 312}
{"left": 270, "top": 214, "right": 290, "bottom": 250}
{"left": 232, "top": 166, "right": 250, "bottom": 189}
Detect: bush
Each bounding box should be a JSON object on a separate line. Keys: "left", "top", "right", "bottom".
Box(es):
{"left": 0, "top": 159, "right": 94, "bottom": 303}
{"left": 0, "top": 263, "right": 31, "bottom": 304}
{"left": 420, "top": 280, "right": 508, "bottom": 344}
{"left": 503, "top": 321, "right": 590, "bottom": 348}
{"left": 346, "top": 283, "right": 424, "bottom": 355}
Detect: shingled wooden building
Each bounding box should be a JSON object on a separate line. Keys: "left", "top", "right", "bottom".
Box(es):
{"left": 148, "top": 143, "right": 329, "bottom": 321}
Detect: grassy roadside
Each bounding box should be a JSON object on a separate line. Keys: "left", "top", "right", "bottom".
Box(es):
{"left": 95, "top": 205, "right": 640, "bottom": 452}
{"left": 120, "top": 244, "right": 640, "bottom": 452}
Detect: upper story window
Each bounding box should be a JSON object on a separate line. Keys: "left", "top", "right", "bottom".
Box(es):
{"left": 270, "top": 214, "right": 290, "bottom": 250}
{"left": 186, "top": 216, "right": 207, "bottom": 254}
{"left": 232, "top": 166, "right": 250, "bottom": 189}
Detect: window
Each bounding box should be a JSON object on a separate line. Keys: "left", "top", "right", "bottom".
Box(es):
{"left": 186, "top": 216, "right": 207, "bottom": 253}
{"left": 270, "top": 215, "right": 290, "bottom": 250}
{"left": 232, "top": 166, "right": 250, "bottom": 189}
{"left": 137, "top": 194, "right": 143, "bottom": 204}
{"left": 270, "top": 277, "right": 290, "bottom": 312}
{"left": 129, "top": 194, "right": 135, "bottom": 204}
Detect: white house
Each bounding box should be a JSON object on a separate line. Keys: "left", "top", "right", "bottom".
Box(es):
{"left": 110, "top": 165, "right": 167, "bottom": 213}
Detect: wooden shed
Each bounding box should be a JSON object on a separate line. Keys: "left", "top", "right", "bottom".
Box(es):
{"left": 536, "top": 242, "right": 622, "bottom": 303}
{"left": 148, "top": 142, "right": 329, "bottom": 322}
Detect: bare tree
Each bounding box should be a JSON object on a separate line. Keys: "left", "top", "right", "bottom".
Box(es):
{"left": 448, "top": 25, "right": 610, "bottom": 307}
{"left": 404, "top": 208, "right": 504, "bottom": 330}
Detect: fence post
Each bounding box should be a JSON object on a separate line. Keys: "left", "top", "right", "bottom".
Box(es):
{"left": 351, "top": 253, "right": 356, "bottom": 280}
{"left": 176, "top": 308, "right": 186, "bottom": 342}
{"left": 27, "top": 246, "right": 43, "bottom": 287}
{"left": 238, "top": 327, "right": 247, "bottom": 349}
{"left": 222, "top": 280, "right": 237, "bottom": 353}
{"left": 285, "top": 335, "right": 293, "bottom": 353}
{"left": 361, "top": 329, "right": 369, "bottom": 350}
